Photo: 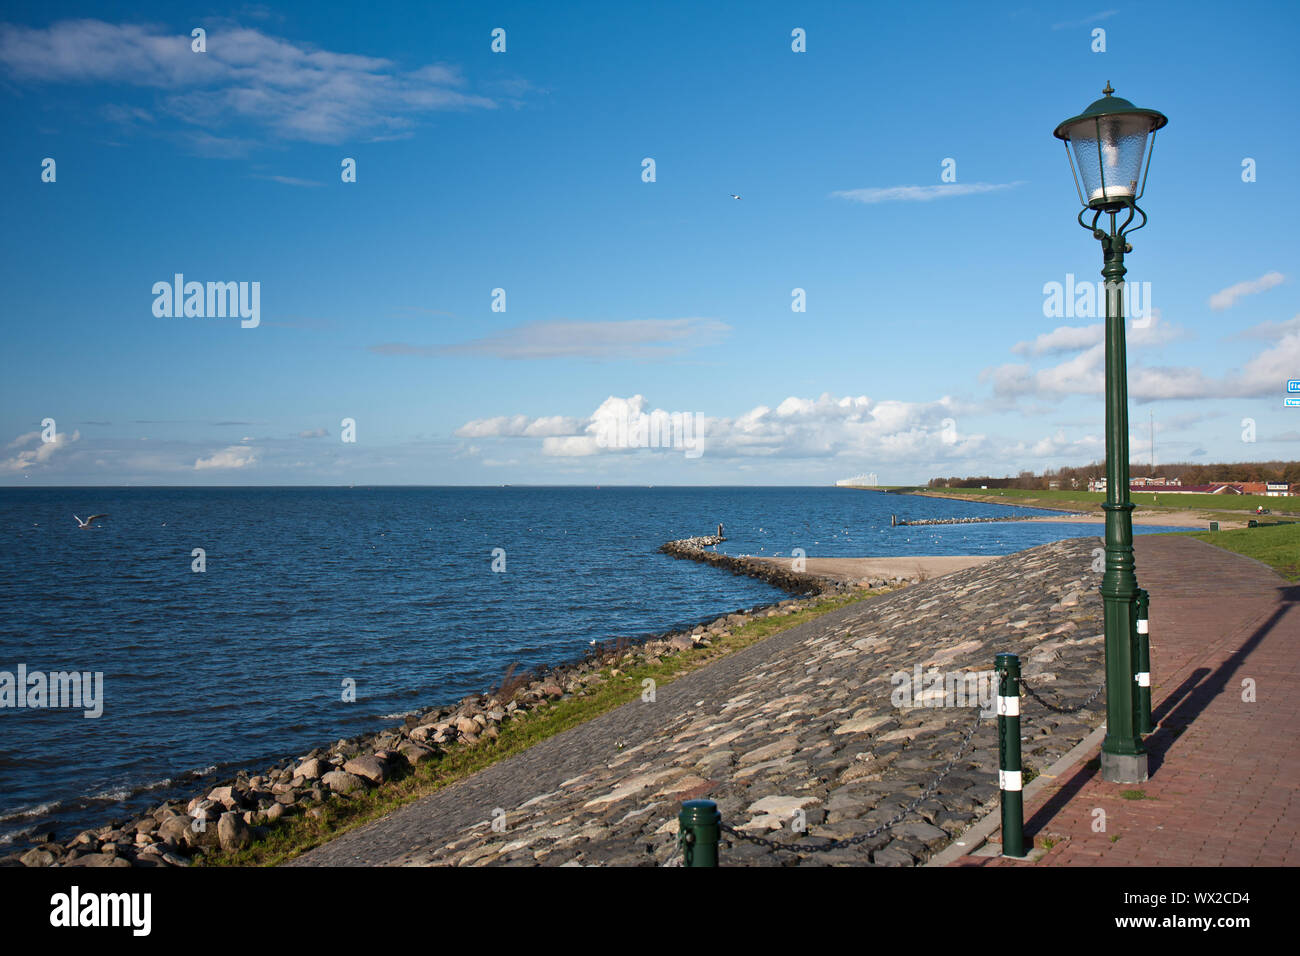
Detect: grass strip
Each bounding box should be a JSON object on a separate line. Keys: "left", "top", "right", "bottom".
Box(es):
{"left": 1181, "top": 522, "right": 1300, "bottom": 582}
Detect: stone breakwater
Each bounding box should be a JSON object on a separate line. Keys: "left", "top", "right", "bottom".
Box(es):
{"left": 7, "top": 536, "right": 895, "bottom": 869}
{"left": 893, "top": 514, "right": 1083, "bottom": 526}
{"left": 659, "top": 535, "right": 919, "bottom": 594}
{"left": 292, "top": 535, "right": 1109, "bottom": 867}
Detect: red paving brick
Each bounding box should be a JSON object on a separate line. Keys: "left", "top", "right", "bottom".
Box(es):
{"left": 951, "top": 534, "right": 1299, "bottom": 867}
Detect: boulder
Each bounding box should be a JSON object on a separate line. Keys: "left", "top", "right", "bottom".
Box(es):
{"left": 343, "top": 755, "right": 389, "bottom": 785}
{"left": 321, "top": 770, "right": 368, "bottom": 794}
{"left": 397, "top": 742, "right": 437, "bottom": 766}
{"left": 454, "top": 715, "right": 479, "bottom": 735}
{"left": 536, "top": 679, "right": 564, "bottom": 698}
{"left": 409, "top": 723, "right": 443, "bottom": 743}
{"left": 296, "top": 757, "right": 327, "bottom": 780}
{"left": 20, "top": 847, "right": 54, "bottom": 867}
{"left": 217, "top": 812, "right": 252, "bottom": 852}
{"left": 207, "top": 785, "right": 246, "bottom": 810}
{"left": 156, "top": 814, "right": 193, "bottom": 847}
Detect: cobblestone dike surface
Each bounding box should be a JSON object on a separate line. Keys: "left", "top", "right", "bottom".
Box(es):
{"left": 291, "top": 536, "right": 1110, "bottom": 867}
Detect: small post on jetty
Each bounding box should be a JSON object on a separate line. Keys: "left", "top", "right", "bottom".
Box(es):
{"left": 1134, "top": 589, "right": 1152, "bottom": 734}
{"left": 678, "top": 799, "right": 721, "bottom": 867}
{"left": 717, "top": 522, "right": 724, "bottom": 539}
{"left": 891, "top": 514, "right": 897, "bottom": 527}
{"left": 995, "top": 653, "right": 1026, "bottom": 858}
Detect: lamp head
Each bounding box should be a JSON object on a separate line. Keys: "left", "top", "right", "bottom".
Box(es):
{"left": 1055, "top": 83, "right": 1167, "bottom": 210}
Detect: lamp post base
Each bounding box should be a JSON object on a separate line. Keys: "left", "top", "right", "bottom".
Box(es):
{"left": 1101, "top": 750, "right": 1148, "bottom": 784}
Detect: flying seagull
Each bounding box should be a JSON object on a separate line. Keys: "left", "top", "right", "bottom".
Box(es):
{"left": 74, "top": 514, "right": 109, "bottom": 529}
{"left": 729, "top": 193, "right": 742, "bottom": 200}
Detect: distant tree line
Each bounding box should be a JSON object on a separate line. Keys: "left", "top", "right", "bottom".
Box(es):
{"left": 929, "top": 460, "right": 1300, "bottom": 490}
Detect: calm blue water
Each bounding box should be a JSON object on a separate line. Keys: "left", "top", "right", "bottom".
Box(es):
{"left": 0, "top": 486, "right": 1187, "bottom": 846}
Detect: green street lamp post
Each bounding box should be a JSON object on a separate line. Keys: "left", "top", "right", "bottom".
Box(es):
{"left": 1054, "top": 84, "right": 1167, "bottom": 784}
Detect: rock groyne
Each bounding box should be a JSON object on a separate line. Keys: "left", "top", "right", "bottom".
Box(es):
{"left": 892, "top": 513, "right": 1084, "bottom": 526}
{"left": 659, "top": 536, "right": 843, "bottom": 595}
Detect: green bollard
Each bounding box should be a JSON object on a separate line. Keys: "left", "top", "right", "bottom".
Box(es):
{"left": 995, "top": 653, "right": 1026, "bottom": 858}
{"left": 678, "top": 799, "right": 720, "bottom": 867}
{"left": 1134, "top": 589, "right": 1152, "bottom": 734}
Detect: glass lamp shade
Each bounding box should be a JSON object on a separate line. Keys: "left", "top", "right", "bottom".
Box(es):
{"left": 1054, "top": 87, "right": 1167, "bottom": 209}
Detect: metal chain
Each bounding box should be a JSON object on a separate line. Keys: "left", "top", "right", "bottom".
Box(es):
{"left": 717, "top": 706, "right": 986, "bottom": 854}
{"left": 1018, "top": 678, "right": 1104, "bottom": 714}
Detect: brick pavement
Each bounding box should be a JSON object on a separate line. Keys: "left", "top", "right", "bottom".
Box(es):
{"left": 952, "top": 535, "right": 1299, "bottom": 866}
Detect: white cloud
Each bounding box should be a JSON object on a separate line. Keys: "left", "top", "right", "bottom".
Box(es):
{"left": 831, "top": 182, "right": 1024, "bottom": 204}
{"left": 1208, "top": 272, "right": 1285, "bottom": 311}
{"left": 194, "top": 445, "right": 257, "bottom": 470}
{"left": 1237, "top": 314, "right": 1300, "bottom": 341}
{"left": 458, "top": 392, "right": 977, "bottom": 463}
{"left": 0, "top": 19, "right": 497, "bottom": 146}
{"left": 1013, "top": 311, "right": 1181, "bottom": 357}
{"left": 456, "top": 415, "right": 586, "bottom": 438}
{"left": 1231, "top": 315, "right": 1300, "bottom": 395}
{"left": 1, "top": 429, "right": 80, "bottom": 472}
{"left": 991, "top": 309, "right": 1254, "bottom": 401}
{"left": 1013, "top": 324, "right": 1102, "bottom": 356}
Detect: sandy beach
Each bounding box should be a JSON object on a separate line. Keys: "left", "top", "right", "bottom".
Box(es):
{"left": 749, "top": 554, "right": 997, "bottom": 585}
{"left": 746, "top": 509, "right": 1226, "bottom": 587}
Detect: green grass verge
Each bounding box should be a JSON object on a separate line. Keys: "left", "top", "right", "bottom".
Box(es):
{"left": 1183, "top": 522, "right": 1300, "bottom": 582}
{"left": 911, "top": 487, "right": 1297, "bottom": 523}
{"left": 920, "top": 489, "right": 1294, "bottom": 520}
{"left": 198, "top": 586, "right": 881, "bottom": 867}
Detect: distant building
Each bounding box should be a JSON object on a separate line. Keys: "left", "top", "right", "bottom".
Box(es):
{"left": 1090, "top": 476, "right": 1186, "bottom": 493}
{"left": 1130, "top": 476, "right": 1180, "bottom": 487}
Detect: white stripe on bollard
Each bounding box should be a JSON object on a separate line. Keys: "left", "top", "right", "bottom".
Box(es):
{"left": 999, "top": 770, "right": 1022, "bottom": 791}
{"left": 996, "top": 695, "right": 1019, "bottom": 717}
{"left": 1137, "top": 619, "right": 1149, "bottom": 635}
{"left": 1135, "top": 671, "right": 1150, "bottom": 687}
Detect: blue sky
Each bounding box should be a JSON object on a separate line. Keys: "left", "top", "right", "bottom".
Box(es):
{"left": 2, "top": 0, "right": 1297, "bottom": 485}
